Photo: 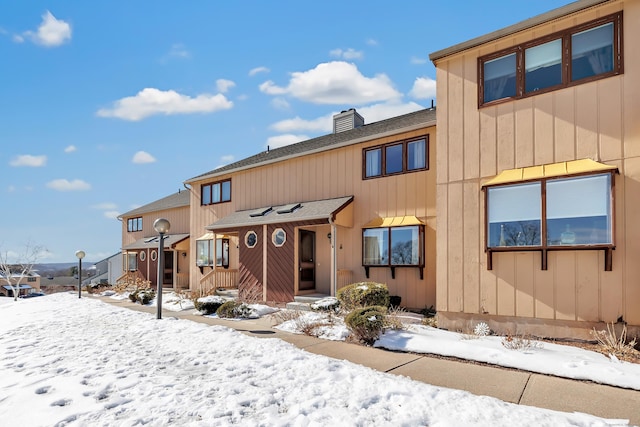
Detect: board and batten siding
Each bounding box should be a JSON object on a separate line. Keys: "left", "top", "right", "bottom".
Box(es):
{"left": 121, "top": 206, "right": 190, "bottom": 248}
{"left": 188, "top": 126, "right": 437, "bottom": 308}
{"left": 434, "top": 0, "right": 640, "bottom": 335}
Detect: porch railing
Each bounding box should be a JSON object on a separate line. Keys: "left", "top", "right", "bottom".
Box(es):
{"left": 115, "top": 270, "right": 146, "bottom": 288}
{"left": 199, "top": 268, "right": 239, "bottom": 291}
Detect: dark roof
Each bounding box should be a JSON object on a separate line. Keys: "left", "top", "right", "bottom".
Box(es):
{"left": 206, "top": 196, "right": 354, "bottom": 230}
{"left": 430, "top": 0, "right": 611, "bottom": 62}
{"left": 122, "top": 233, "right": 190, "bottom": 251}
{"left": 185, "top": 107, "right": 436, "bottom": 183}
{"left": 118, "top": 190, "right": 190, "bottom": 219}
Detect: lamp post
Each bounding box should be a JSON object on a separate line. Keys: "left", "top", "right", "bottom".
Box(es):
{"left": 75, "top": 250, "right": 85, "bottom": 299}
{"left": 153, "top": 218, "right": 170, "bottom": 319}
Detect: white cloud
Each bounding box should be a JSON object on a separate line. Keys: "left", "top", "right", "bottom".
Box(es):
{"left": 169, "top": 43, "right": 190, "bottom": 59}
{"left": 216, "top": 79, "right": 236, "bottom": 93}
{"left": 329, "top": 48, "right": 364, "bottom": 60}
{"left": 270, "top": 113, "right": 334, "bottom": 133}
{"left": 366, "top": 39, "right": 378, "bottom": 46}
{"left": 96, "top": 88, "right": 233, "bottom": 121}
{"left": 7, "top": 185, "right": 16, "bottom": 192}
{"left": 10, "top": 154, "right": 47, "bottom": 167}
{"left": 92, "top": 202, "right": 117, "bottom": 210}
{"left": 64, "top": 145, "right": 77, "bottom": 153}
{"left": 266, "top": 134, "right": 309, "bottom": 150}
{"left": 132, "top": 151, "right": 156, "bottom": 164}
{"left": 410, "top": 56, "right": 428, "bottom": 65}
{"left": 249, "top": 66, "right": 270, "bottom": 76}
{"left": 220, "top": 155, "right": 234, "bottom": 163}
{"left": 259, "top": 61, "right": 401, "bottom": 105}
{"left": 12, "top": 34, "right": 24, "bottom": 43}
{"left": 104, "top": 211, "right": 120, "bottom": 219}
{"left": 409, "top": 77, "right": 437, "bottom": 100}
{"left": 269, "top": 102, "right": 426, "bottom": 135}
{"left": 24, "top": 11, "right": 72, "bottom": 47}
{"left": 46, "top": 179, "right": 91, "bottom": 191}
{"left": 270, "top": 97, "right": 290, "bottom": 110}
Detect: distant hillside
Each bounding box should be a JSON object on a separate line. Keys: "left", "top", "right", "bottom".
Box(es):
{"left": 34, "top": 262, "right": 94, "bottom": 277}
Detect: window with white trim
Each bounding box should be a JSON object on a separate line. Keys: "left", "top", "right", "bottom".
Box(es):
{"left": 196, "top": 239, "right": 214, "bottom": 266}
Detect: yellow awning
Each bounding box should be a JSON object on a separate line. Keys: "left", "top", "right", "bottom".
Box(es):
{"left": 364, "top": 215, "right": 424, "bottom": 228}
{"left": 195, "top": 232, "right": 215, "bottom": 241}
{"left": 482, "top": 159, "right": 618, "bottom": 187}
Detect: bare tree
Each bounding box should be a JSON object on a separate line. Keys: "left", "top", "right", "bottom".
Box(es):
{"left": 0, "top": 242, "right": 47, "bottom": 301}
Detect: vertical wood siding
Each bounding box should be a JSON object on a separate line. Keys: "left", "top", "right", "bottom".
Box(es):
{"left": 435, "top": 0, "right": 640, "bottom": 326}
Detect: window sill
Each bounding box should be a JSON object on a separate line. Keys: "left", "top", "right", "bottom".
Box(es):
{"left": 363, "top": 265, "right": 424, "bottom": 280}
{"left": 486, "top": 245, "right": 615, "bottom": 271}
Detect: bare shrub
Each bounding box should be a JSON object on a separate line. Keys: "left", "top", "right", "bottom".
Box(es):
{"left": 501, "top": 332, "right": 544, "bottom": 351}
{"left": 385, "top": 306, "right": 408, "bottom": 331}
{"left": 591, "top": 322, "right": 639, "bottom": 360}
{"left": 239, "top": 283, "right": 263, "bottom": 304}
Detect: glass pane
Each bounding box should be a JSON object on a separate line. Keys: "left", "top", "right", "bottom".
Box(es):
{"left": 390, "top": 226, "right": 420, "bottom": 265}
{"left": 363, "top": 228, "right": 388, "bottom": 265}
{"left": 212, "top": 183, "right": 221, "bottom": 203}
{"left": 197, "top": 240, "right": 213, "bottom": 266}
{"left": 137, "top": 218, "right": 142, "bottom": 231}
{"left": 202, "top": 185, "right": 211, "bottom": 205}
{"left": 483, "top": 53, "right": 516, "bottom": 103}
{"left": 127, "top": 219, "right": 132, "bottom": 232}
{"left": 546, "top": 174, "right": 612, "bottom": 245}
{"left": 216, "top": 239, "right": 223, "bottom": 266}
{"left": 127, "top": 253, "right": 137, "bottom": 271}
{"left": 525, "top": 39, "right": 562, "bottom": 93}
{"left": 365, "top": 148, "right": 381, "bottom": 177}
{"left": 407, "top": 139, "right": 426, "bottom": 170}
{"left": 221, "top": 181, "right": 231, "bottom": 201}
{"left": 572, "top": 23, "right": 614, "bottom": 81}
{"left": 487, "top": 182, "right": 542, "bottom": 247}
{"left": 385, "top": 144, "right": 403, "bottom": 174}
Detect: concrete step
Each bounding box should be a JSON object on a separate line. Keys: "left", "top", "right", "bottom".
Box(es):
{"left": 285, "top": 301, "right": 313, "bottom": 311}
{"left": 293, "top": 293, "right": 331, "bottom": 304}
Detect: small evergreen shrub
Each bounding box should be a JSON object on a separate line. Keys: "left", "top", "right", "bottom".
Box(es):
{"left": 216, "top": 300, "right": 240, "bottom": 318}
{"left": 310, "top": 297, "right": 340, "bottom": 312}
{"left": 337, "top": 282, "right": 389, "bottom": 310}
{"left": 128, "top": 289, "right": 139, "bottom": 303}
{"left": 136, "top": 289, "right": 156, "bottom": 305}
{"left": 345, "top": 306, "right": 388, "bottom": 345}
{"left": 194, "top": 296, "right": 225, "bottom": 315}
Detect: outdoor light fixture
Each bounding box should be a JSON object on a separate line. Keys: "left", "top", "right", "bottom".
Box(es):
{"left": 153, "top": 218, "right": 170, "bottom": 319}
{"left": 75, "top": 250, "right": 85, "bottom": 299}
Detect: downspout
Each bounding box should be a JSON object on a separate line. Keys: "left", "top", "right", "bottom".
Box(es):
{"left": 329, "top": 216, "right": 337, "bottom": 297}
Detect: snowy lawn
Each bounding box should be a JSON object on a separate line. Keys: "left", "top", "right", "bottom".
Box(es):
{"left": 0, "top": 293, "right": 630, "bottom": 427}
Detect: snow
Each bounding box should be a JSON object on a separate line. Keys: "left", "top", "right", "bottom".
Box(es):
{"left": 0, "top": 293, "right": 633, "bottom": 426}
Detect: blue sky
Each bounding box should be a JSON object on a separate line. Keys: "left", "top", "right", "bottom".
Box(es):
{"left": 0, "top": 0, "right": 573, "bottom": 264}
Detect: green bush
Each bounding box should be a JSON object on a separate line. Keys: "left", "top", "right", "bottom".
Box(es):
{"left": 128, "top": 289, "right": 139, "bottom": 303}
{"left": 194, "top": 296, "right": 225, "bottom": 315}
{"left": 129, "top": 288, "right": 155, "bottom": 305}
{"left": 216, "top": 300, "right": 239, "bottom": 318}
{"left": 345, "top": 306, "right": 388, "bottom": 345}
{"left": 337, "top": 282, "right": 389, "bottom": 310}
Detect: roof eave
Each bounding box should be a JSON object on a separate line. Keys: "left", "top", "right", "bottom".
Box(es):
{"left": 429, "top": 0, "right": 613, "bottom": 63}
{"left": 185, "top": 119, "right": 435, "bottom": 184}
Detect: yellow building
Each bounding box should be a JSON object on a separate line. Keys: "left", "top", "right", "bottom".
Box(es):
{"left": 184, "top": 109, "right": 437, "bottom": 308}
{"left": 430, "top": 0, "right": 639, "bottom": 338}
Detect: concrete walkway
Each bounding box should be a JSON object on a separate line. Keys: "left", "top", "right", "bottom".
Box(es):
{"left": 98, "top": 296, "right": 640, "bottom": 425}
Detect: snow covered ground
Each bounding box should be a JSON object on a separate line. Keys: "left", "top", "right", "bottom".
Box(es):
{"left": 0, "top": 293, "right": 633, "bottom": 426}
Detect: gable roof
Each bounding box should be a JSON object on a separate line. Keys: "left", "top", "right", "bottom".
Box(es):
{"left": 185, "top": 107, "right": 436, "bottom": 184}
{"left": 118, "top": 190, "right": 190, "bottom": 219}
{"left": 429, "top": 0, "right": 612, "bottom": 62}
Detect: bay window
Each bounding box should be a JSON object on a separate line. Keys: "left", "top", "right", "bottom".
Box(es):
{"left": 485, "top": 170, "right": 615, "bottom": 271}
{"left": 216, "top": 237, "right": 230, "bottom": 268}
{"left": 363, "top": 224, "right": 424, "bottom": 279}
{"left": 196, "top": 239, "right": 213, "bottom": 267}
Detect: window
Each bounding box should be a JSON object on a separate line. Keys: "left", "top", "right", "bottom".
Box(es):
{"left": 362, "top": 225, "right": 424, "bottom": 279}
{"left": 127, "top": 217, "right": 143, "bottom": 232}
{"left": 125, "top": 252, "right": 138, "bottom": 271}
{"left": 151, "top": 250, "right": 157, "bottom": 262}
{"left": 245, "top": 231, "right": 258, "bottom": 249}
{"left": 363, "top": 136, "right": 428, "bottom": 179}
{"left": 196, "top": 239, "right": 214, "bottom": 266}
{"left": 485, "top": 172, "right": 615, "bottom": 270}
{"left": 27, "top": 277, "right": 36, "bottom": 282}
{"left": 139, "top": 251, "right": 146, "bottom": 262}
{"left": 201, "top": 179, "right": 231, "bottom": 206}
{"left": 479, "top": 12, "right": 622, "bottom": 107}
{"left": 216, "top": 238, "right": 230, "bottom": 268}
{"left": 272, "top": 228, "right": 286, "bottom": 247}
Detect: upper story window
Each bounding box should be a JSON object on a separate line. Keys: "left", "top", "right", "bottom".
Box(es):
{"left": 363, "top": 136, "right": 428, "bottom": 179}
{"left": 202, "top": 179, "right": 231, "bottom": 206}
{"left": 479, "top": 12, "right": 622, "bottom": 107}
{"left": 127, "top": 217, "right": 142, "bottom": 232}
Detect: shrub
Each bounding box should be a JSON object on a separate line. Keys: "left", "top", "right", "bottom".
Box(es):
{"left": 194, "top": 296, "right": 226, "bottom": 315}
{"left": 337, "top": 282, "right": 389, "bottom": 310}
{"left": 215, "top": 301, "right": 254, "bottom": 319}
{"left": 129, "top": 288, "right": 155, "bottom": 305}
{"left": 344, "top": 306, "right": 388, "bottom": 345}
{"left": 310, "top": 297, "right": 340, "bottom": 312}
{"left": 128, "top": 289, "right": 139, "bottom": 303}
{"left": 591, "top": 322, "right": 639, "bottom": 360}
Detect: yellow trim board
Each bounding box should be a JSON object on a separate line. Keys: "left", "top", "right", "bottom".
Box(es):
{"left": 482, "top": 159, "right": 618, "bottom": 187}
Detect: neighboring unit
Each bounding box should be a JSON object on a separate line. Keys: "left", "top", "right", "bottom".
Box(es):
{"left": 118, "top": 190, "right": 191, "bottom": 290}
{"left": 184, "top": 108, "right": 437, "bottom": 308}
{"left": 430, "top": 0, "right": 639, "bottom": 338}
{"left": 0, "top": 271, "right": 41, "bottom": 297}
